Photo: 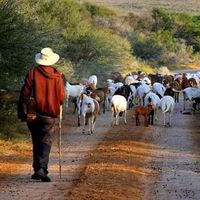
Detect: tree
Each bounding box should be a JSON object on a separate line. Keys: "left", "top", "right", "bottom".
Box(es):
{"left": 131, "top": 32, "right": 163, "bottom": 62}
{"left": 0, "top": 0, "right": 58, "bottom": 88}
{"left": 152, "top": 8, "right": 173, "bottom": 32}
{"left": 152, "top": 8, "right": 200, "bottom": 53}
{"left": 37, "top": 0, "right": 135, "bottom": 81}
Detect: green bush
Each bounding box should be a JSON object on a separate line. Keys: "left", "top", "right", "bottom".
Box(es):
{"left": 131, "top": 32, "right": 163, "bottom": 61}
{"left": 83, "top": 2, "right": 116, "bottom": 17}
{"left": 130, "top": 29, "right": 192, "bottom": 67}
{"left": 152, "top": 8, "right": 200, "bottom": 54}
{"left": 0, "top": 103, "right": 28, "bottom": 140}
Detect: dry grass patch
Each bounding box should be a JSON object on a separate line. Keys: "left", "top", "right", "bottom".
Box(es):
{"left": 88, "top": 0, "right": 200, "bottom": 16}
{"left": 0, "top": 139, "right": 31, "bottom": 179}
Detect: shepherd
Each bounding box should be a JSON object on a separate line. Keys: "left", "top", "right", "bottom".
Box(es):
{"left": 18, "top": 47, "right": 66, "bottom": 182}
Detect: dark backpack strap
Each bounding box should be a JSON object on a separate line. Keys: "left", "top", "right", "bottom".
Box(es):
{"left": 30, "top": 68, "right": 35, "bottom": 98}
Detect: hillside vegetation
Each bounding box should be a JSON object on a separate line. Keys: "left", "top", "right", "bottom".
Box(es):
{"left": 0, "top": 0, "right": 199, "bottom": 90}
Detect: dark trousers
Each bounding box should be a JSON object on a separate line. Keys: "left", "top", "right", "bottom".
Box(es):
{"left": 27, "top": 115, "right": 56, "bottom": 173}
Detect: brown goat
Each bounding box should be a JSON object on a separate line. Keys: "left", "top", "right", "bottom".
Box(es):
{"left": 134, "top": 104, "right": 154, "bottom": 127}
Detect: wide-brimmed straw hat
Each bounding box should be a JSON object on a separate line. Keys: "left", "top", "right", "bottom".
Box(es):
{"left": 35, "top": 47, "right": 60, "bottom": 66}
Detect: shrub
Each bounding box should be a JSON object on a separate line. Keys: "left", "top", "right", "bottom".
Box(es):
{"left": 83, "top": 2, "right": 116, "bottom": 17}
{"left": 0, "top": 103, "right": 28, "bottom": 140}
{"left": 131, "top": 32, "right": 164, "bottom": 61}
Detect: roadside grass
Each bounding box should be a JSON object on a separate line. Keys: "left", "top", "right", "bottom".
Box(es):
{"left": 139, "top": 65, "right": 155, "bottom": 74}
{"left": 0, "top": 103, "right": 31, "bottom": 179}
{"left": 168, "top": 63, "right": 200, "bottom": 71}
{"left": 0, "top": 138, "right": 31, "bottom": 179}
{"left": 125, "top": 62, "right": 200, "bottom": 76}
{"left": 0, "top": 100, "right": 31, "bottom": 176}
{"left": 0, "top": 139, "right": 31, "bottom": 156}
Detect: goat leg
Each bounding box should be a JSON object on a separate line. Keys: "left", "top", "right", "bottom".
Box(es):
{"left": 78, "top": 115, "right": 81, "bottom": 126}
{"left": 145, "top": 116, "right": 148, "bottom": 127}
{"left": 124, "top": 111, "right": 127, "bottom": 124}
{"left": 136, "top": 115, "right": 139, "bottom": 126}
{"left": 148, "top": 115, "right": 151, "bottom": 125}
{"left": 163, "top": 112, "right": 166, "bottom": 126}
{"left": 150, "top": 111, "right": 154, "bottom": 125}
{"left": 82, "top": 116, "right": 86, "bottom": 134}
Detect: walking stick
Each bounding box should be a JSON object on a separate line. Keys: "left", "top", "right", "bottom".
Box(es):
{"left": 59, "top": 105, "right": 62, "bottom": 179}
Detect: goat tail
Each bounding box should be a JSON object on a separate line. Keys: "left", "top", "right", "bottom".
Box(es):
{"left": 111, "top": 104, "right": 116, "bottom": 117}
{"left": 162, "top": 103, "right": 170, "bottom": 113}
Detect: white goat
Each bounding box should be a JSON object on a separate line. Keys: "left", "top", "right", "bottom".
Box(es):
{"left": 129, "top": 84, "right": 137, "bottom": 105}
{"left": 183, "top": 87, "right": 200, "bottom": 101}
{"left": 142, "top": 76, "right": 151, "bottom": 85}
{"left": 124, "top": 75, "right": 135, "bottom": 85}
{"left": 183, "top": 87, "right": 200, "bottom": 110}
{"left": 144, "top": 92, "right": 161, "bottom": 122}
{"left": 88, "top": 75, "right": 98, "bottom": 89}
{"left": 160, "top": 95, "right": 175, "bottom": 126}
{"left": 107, "top": 79, "right": 114, "bottom": 86}
{"left": 110, "top": 95, "right": 127, "bottom": 126}
{"left": 107, "top": 79, "right": 124, "bottom": 90}
{"left": 65, "top": 82, "right": 85, "bottom": 108}
{"left": 78, "top": 94, "right": 99, "bottom": 134}
{"left": 136, "top": 82, "right": 151, "bottom": 105}
{"left": 185, "top": 73, "right": 200, "bottom": 87}
{"left": 152, "top": 82, "right": 166, "bottom": 98}
{"left": 107, "top": 86, "right": 117, "bottom": 107}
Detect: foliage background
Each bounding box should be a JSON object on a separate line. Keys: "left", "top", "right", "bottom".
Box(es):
{"left": 0, "top": 0, "right": 199, "bottom": 90}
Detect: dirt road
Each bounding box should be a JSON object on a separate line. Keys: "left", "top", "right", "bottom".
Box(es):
{"left": 0, "top": 97, "right": 200, "bottom": 200}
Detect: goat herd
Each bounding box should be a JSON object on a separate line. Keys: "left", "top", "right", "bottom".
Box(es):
{"left": 64, "top": 71, "right": 200, "bottom": 134}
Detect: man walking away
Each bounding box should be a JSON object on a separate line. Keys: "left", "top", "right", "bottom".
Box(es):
{"left": 18, "top": 47, "right": 66, "bottom": 182}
